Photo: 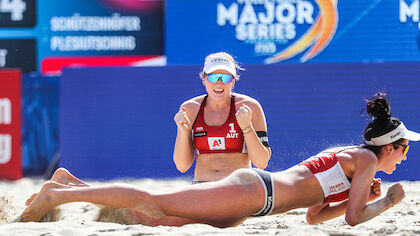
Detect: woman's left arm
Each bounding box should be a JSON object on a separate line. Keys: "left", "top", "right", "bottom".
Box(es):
{"left": 235, "top": 101, "right": 271, "bottom": 169}
{"left": 345, "top": 154, "right": 404, "bottom": 226}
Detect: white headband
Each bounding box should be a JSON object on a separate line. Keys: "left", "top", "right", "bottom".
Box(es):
{"left": 365, "top": 122, "right": 420, "bottom": 146}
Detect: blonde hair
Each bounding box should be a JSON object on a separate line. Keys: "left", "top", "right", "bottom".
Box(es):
{"left": 199, "top": 52, "right": 244, "bottom": 80}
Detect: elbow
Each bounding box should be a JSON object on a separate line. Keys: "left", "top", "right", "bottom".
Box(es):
{"left": 345, "top": 214, "right": 360, "bottom": 226}
{"left": 174, "top": 159, "right": 193, "bottom": 173}
{"left": 261, "top": 149, "right": 272, "bottom": 168}
{"left": 173, "top": 154, "right": 193, "bottom": 173}
{"left": 254, "top": 159, "right": 269, "bottom": 170}
{"left": 306, "top": 215, "right": 317, "bottom": 225}
{"left": 175, "top": 163, "right": 189, "bottom": 173}
{"left": 306, "top": 213, "right": 321, "bottom": 225}
{"left": 177, "top": 167, "right": 188, "bottom": 173}
{"left": 253, "top": 152, "right": 271, "bottom": 169}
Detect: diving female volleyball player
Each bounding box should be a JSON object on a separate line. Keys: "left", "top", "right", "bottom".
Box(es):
{"left": 21, "top": 92, "right": 419, "bottom": 227}
{"left": 173, "top": 52, "right": 271, "bottom": 183}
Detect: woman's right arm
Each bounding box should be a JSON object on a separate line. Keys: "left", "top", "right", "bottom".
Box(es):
{"left": 306, "top": 178, "right": 383, "bottom": 224}
{"left": 173, "top": 103, "right": 196, "bottom": 173}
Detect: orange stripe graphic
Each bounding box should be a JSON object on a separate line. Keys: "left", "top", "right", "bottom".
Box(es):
{"left": 302, "top": 0, "right": 338, "bottom": 62}
{"left": 265, "top": 15, "right": 322, "bottom": 64}
{"left": 265, "top": 0, "right": 338, "bottom": 64}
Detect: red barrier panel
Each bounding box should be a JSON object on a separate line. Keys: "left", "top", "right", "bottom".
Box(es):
{"left": 0, "top": 69, "right": 22, "bottom": 180}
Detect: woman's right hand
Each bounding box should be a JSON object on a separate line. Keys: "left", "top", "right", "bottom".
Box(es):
{"left": 385, "top": 183, "right": 405, "bottom": 206}
{"left": 368, "top": 178, "right": 382, "bottom": 202}
{"left": 174, "top": 107, "right": 191, "bottom": 133}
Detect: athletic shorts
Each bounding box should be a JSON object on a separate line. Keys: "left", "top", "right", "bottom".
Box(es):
{"left": 250, "top": 168, "right": 275, "bottom": 217}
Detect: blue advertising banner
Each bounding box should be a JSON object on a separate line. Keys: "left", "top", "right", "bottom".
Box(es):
{"left": 60, "top": 62, "right": 420, "bottom": 181}
{"left": 166, "top": 0, "right": 420, "bottom": 64}
{"left": 0, "top": 0, "right": 164, "bottom": 74}
{"left": 21, "top": 74, "right": 59, "bottom": 176}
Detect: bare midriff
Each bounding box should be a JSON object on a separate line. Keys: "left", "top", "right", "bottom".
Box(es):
{"left": 270, "top": 165, "right": 325, "bottom": 214}
{"left": 194, "top": 152, "right": 251, "bottom": 181}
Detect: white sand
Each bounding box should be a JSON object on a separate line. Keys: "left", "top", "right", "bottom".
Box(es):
{"left": 0, "top": 178, "right": 419, "bottom": 236}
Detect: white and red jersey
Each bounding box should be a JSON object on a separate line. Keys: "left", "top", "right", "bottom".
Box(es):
{"left": 192, "top": 95, "right": 246, "bottom": 154}
{"left": 299, "top": 152, "right": 351, "bottom": 204}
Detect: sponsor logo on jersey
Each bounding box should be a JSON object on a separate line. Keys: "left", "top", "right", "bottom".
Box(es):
{"left": 208, "top": 137, "right": 226, "bottom": 150}
{"left": 193, "top": 132, "right": 207, "bottom": 137}
{"left": 329, "top": 182, "right": 345, "bottom": 193}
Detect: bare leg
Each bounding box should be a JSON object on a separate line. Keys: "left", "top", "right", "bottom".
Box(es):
{"left": 153, "top": 169, "right": 266, "bottom": 227}
{"left": 25, "top": 168, "right": 201, "bottom": 226}
{"left": 21, "top": 169, "right": 266, "bottom": 227}
{"left": 96, "top": 207, "right": 201, "bottom": 226}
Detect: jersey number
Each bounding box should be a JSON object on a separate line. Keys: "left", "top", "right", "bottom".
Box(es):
{"left": 229, "top": 123, "right": 236, "bottom": 133}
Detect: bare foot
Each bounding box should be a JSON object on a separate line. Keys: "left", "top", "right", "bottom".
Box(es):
{"left": 25, "top": 193, "right": 37, "bottom": 206}
{"left": 25, "top": 168, "right": 89, "bottom": 206}
{"left": 21, "top": 181, "right": 66, "bottom": 222}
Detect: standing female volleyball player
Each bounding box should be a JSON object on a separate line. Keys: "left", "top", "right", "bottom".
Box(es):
{"left": 173, "top": 52, "right": 271, "bottom": 183}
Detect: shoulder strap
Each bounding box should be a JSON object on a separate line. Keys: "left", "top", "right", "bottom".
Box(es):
{"left": 192, "top": 95, "right": 207, "bottom": 128}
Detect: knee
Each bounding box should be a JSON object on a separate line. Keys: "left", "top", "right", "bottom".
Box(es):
{"left": 306, "top": 213, "right": 318, "bottom": 225}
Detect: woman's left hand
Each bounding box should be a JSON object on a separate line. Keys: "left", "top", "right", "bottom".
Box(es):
{"left": 368, "top": 178, "right": 382, "bottom": 202}
{"left": 235, "top": 104, "right": 253, "bottom": 130}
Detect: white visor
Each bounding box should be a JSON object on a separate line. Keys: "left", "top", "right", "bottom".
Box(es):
{"left": 203, "top": 56, "right": 237, "bottom": 76}
{"left": 365, "top": 122, "right": 420, "bottom": 146}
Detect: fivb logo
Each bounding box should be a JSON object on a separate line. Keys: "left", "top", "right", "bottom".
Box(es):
{"left": 217, "top": 0, "right": 338, "bottom": 63}
{"left": 0, "top": 98, "right": 12, "bottom": 164}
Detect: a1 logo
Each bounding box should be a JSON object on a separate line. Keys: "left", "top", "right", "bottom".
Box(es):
{"left": 208, "top": 137, "right": 226, "bottom": 150}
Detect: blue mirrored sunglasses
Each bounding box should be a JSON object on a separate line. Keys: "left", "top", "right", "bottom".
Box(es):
{"left": 206, "top": 73, "right": 234, "bottom": 84}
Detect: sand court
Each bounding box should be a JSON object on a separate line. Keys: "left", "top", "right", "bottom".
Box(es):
{"left": 1, "top": 177, "right": 419, "bottom": 235}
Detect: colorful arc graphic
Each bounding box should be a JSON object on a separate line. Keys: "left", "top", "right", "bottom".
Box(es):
{"left": 265, "top": 0, "right": 338, "bottom": 64}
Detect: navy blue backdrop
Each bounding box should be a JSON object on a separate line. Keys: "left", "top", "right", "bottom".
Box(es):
{"left": 60, "top": 62, "right": 420, "bottom": 181}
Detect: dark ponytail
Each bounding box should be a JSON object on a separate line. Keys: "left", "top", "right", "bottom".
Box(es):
{"left": 365, "top": 92, "right": 392, "bottom": 122}
{"left": 362, "top": 92, "right": 403, "bottom": 154}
